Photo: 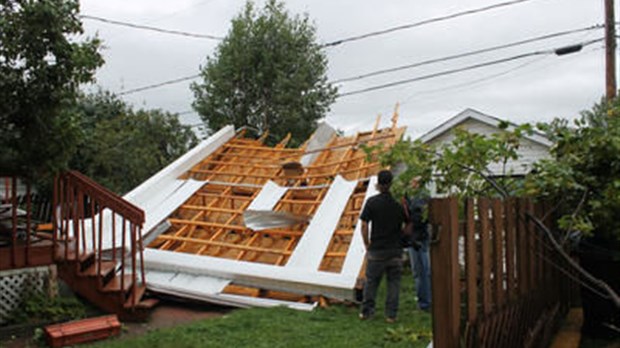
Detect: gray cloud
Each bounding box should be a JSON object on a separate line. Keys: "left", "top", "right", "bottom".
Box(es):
{"left": 80, "top": 0, "right": 609, "bottom": 139}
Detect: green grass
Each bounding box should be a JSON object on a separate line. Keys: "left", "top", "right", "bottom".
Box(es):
{"left": 92, "top": 270, "right": 432, "bottom": 348}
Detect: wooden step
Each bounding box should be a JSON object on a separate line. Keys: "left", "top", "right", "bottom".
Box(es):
{"left": 55, "top": 247, "right": 94, "bottom": 264}
{"left": 102, "top": 274, "right": 134, "bottom": 293}
{"left": 124, "top": 285, "right": 147, "bottom": 308}
{"left": 136, "top": 298, "right": 160, "bottom": 310}
{"left": 80, "top": 261, "right": 117, "bottom": 278}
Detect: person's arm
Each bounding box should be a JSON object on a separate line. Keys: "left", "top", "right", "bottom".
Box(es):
{"left": 359, "top": 199, "right": 372, "bottom": 249}
{"left": 361, "top": 220, "right": 370, "bottom": 249}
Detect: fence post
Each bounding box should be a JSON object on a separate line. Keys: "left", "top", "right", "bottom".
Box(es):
{"left": 430, "top": 197, "right": 461, "bottom": 348}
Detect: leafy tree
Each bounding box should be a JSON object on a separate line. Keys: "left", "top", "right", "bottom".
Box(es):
{"left": 524, "top": 98, "right": 620, "bottom": 243}
{"left": 191, "top": 0, "right": 337, "bottom": 146}
{"left": 70, "top": 91, "right": 198, "bottom": 194}
{"left": 372, "top": 122, "right": 531, "bottom": 199}
{"left": 0, "top": 0, "right": 103, "bottom": 183}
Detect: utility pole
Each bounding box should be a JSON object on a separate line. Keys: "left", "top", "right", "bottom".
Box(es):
{"left": 605, "top": 0, "right": 616, "bottom": 99}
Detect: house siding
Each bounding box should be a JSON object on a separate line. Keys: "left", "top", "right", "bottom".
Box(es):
{"left": 425, "top": 118, "right": 549, "bottom": 176}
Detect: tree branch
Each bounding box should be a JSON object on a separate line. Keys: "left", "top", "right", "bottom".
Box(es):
{"left": 526, "top": 211, "right": 620, "bottom": 309}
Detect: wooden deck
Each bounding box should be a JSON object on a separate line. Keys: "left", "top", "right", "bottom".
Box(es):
{"left": 0, "top": 238, "right": 55, "bottom": 271}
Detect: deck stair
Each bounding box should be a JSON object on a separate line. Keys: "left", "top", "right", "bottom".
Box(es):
{"left": 53, "top": 171, "right": 157, "bottom": 321}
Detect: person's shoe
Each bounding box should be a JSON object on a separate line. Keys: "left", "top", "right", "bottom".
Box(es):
{"left": 385, "top": 317, "right": 397, "bottom": 323}
{"left": 417, "top": 304, "right": 431, "bottom": 312}
{"left": 359, "top": 313, "right": 371, "bottom": 320}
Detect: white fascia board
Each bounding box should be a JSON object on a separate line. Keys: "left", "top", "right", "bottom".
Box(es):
{"left": 286, "top": 175, "right": 356, "bottom": 270}
{"left": 340, "top": 176, "right": 377, "bottom": 277}
{"left": 144, "top": 248, "right": 358, "bottom": 300}
{"left": 247, "top": 180, "right": 288, "bottom": 211}
{"left": 124, "top": 125, "right": 235, "bottom": 207}
{"left": 418, "top": 109, "right": 551, "bottom": 147}
{"left": 418, "top": 109, "right": 475, "bottom": 144}
{"left": 142, "top": 179, "right": 205, "bottom": 235}
{"left": 146, "top": 272, "right": 316, "bottom": 311}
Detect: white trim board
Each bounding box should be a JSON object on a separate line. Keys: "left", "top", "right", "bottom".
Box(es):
{"left": 286, "top": 175, "right": 356, "bottom": 270}
{"left": 146, "top": 270, "right": 316, "bottom": 311}
{"left": 124, "top": 125, "right": 235, "bottom": 208}
{"left": 418, "top": 109, "right": 551, "bottom": 147}
{"left": 144, "top": 248, "right": 358, "bottom": 300}
{"left": 340, "top": 175, "right": 377, "bottom": 277}
{"left": 247, "top": 180, "right": 288, "bottom": 211}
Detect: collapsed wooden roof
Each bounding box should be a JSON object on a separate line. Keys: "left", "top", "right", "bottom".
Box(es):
{"left": 128, "top": 112, "right": 405, "bottom": 309}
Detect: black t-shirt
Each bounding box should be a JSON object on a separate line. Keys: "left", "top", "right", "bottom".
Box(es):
{"left": 360, "top": 192, "right": 405, "bottom": 252}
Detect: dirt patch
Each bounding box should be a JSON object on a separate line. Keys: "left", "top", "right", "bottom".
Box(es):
{"left": 121, "top": 297, "right": 231, "bottom": 338}
{"left": 0, "top": 297, "right": 232, "bottom": 347}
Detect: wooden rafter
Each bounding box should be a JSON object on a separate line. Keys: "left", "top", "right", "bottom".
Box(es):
{"left": 150, "top": 122, "right": 405, "bottom": 270}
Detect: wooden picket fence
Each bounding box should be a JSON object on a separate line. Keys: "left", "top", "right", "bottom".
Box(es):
{"left": 428, "top": 197, "right": 579, "bottom": 348}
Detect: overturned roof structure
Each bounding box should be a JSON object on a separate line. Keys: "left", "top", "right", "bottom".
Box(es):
{"left": 109, "top": 113, "right": 405, "bottom": 310}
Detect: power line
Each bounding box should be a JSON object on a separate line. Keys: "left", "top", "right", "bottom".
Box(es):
{"left": 399, "top": 45, "right": 602, "bottom": 110}
{"left": 332, "top": 24, "right": 604, "bottom": 84}
{"left": 81, "top": 15, "right": 224, "bottom": 41}
{"left": 118, "top": 30, "right": 600, "bottom": 97}
{"left": 401, "top": 55, "right": 548, "bottom": 104}
{"left": 176, "top": 110, "right": 196, "bottom": 116}
{"left": 338, "top": 38, "right": 604, "bottom": 98}
{"left": 321, "top": 0, "right": 543, "bottom": 48}
{"left": 118, "top": 74, "right": 201, "bottom": 96}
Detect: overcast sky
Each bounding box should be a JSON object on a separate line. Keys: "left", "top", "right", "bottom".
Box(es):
{"left": 79, "top": 0, "right": 609, "bottom": 139}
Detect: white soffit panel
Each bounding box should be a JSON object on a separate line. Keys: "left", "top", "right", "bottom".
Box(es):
{"left": 340, "top": 176, "right": 377, "bottom": 277}
{"left": 285, "top": 175, "right": 356, "bottom": 270}
{"left": 146, "top": 270, "right": 231, "bottom": 294}
{"left": 300, "top": 123, "right": 336, "bottom": 167}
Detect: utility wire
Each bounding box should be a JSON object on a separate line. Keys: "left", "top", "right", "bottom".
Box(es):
{"left": 338, "top": 38, "right": 604, "bottom": 98}
{"left": 81, "top": 15, "right": 224, "bottom": 40}
{"left": 118, "top": 74, "right": 200, "bottom": 96}
{"left": 401, "top": 45, "right": 602, "bottom": 109}
{"left": 332, "top": 24, "right": 604, "bottom": 84}
{"left": 118, "top": 33, "right": 601, "bottom": 97}
{"left": 400, "top": 55, "right": 548, "bottom": 105}
{"left": 321, "top": 0, "right": 542, "bottom": 48}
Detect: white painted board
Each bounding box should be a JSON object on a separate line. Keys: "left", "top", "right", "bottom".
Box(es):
{"left": 286, "top": 175, "right": 356, "bottom": 270}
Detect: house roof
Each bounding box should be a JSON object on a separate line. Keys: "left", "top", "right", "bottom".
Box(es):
{"left": 114, "top": 115, "right": 408, "bottom": 309}
{"left": 418, "top": 108, "right": 552, "bottom": 147}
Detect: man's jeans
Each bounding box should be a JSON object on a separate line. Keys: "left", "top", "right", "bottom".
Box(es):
{"left": 408, "top": 239, "right": 431, "bottom": 310}
{"left": 361, "top": 256, "right": 402, "bottom": 319}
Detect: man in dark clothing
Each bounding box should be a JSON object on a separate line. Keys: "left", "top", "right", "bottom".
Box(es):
{"left": 359, "top": 170, "right": 405, "bottom": 322}
{"left": 405, "top": 176, "right": 431, "bottom": 311}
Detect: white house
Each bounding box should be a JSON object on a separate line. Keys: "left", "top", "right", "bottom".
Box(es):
{"left": 418, "top": 108, "right": 552, "bottom": 177}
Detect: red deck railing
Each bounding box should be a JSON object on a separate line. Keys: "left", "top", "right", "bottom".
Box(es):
{"left": 53, "top": 171, "right": 146, "bottom": 308}
{"left": 0, "top": 176, "right": 55, "bottom": 270}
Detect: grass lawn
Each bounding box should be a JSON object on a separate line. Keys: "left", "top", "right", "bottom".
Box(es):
{"left": 91, "top": 269, "right": 432, "bottom": 348}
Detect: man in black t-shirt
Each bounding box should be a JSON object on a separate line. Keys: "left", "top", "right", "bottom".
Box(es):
{"left": 359, "top": 170, "right": 405, "bottom": 322}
